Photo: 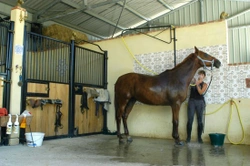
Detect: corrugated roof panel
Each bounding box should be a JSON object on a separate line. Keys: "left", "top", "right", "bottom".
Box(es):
{"left": 70, "top": 0, "right": 84, "bottom": 5}
{"left": 58, "top": 12, "right": 92, "bottom": 26}
{"left": 204, "top": 0, "right": 223, "bottom": 21}
{"left": 127, "top": 0, "right": 167, "bottom": 18}
{"left": 78, "top": 17, "right": 108, "bottom": 30}
{"left": 150, "top": 1, "right": 200, "bottom": 26}
{"left": 91, "top": 3, "right": 117, "bottom": 15}
{"left": 226, "top": 1, "right": 250, "bottom": 27}
{"left": 163, "top": 0, "right": 194, "bottom": 8}
{"left": 77, "top": 18, "right": 114, "bottom": 37}
{"left": 86, "top": 0, "right": 109, "bottom": 6}
{"left": 89, "top": 4, "right": 144, "bottom": 28}
{"left": 5, "top": 0, "right": 249, "bottom": 40}
{"left": 93, "top": 5, "right": 124, "bottom": 21}
{"left": 25, "top": 0, "right": 64, "bottom": 12}
{"left": 117, "top": 10, "right": 144, "bottom": 27}
{"left": 47, "top": 3, "right": 74, "bottom": 13}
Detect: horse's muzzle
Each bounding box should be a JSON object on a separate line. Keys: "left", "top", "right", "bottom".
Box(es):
{"left": 214, "top": 59, "right": 221, "bottom": 68}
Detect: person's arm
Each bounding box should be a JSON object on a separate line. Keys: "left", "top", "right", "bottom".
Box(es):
{"left": 196, "top": 82, "right": 207, "bottom": 95}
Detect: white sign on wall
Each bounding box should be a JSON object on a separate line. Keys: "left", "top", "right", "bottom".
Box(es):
{"left": 14, "top": 44, "right": 24, "bottom": 55}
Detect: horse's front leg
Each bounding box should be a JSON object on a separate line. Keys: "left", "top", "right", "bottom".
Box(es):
{"left": 171, "top": 103, "right": 183, "bottom": 145}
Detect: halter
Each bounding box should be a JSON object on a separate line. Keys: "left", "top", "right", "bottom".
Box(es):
{"left": 197, "top": 55, "right": 214, "bottom": 71}
{"left": 196, "top": 54, "right": 215, "bottom": 95}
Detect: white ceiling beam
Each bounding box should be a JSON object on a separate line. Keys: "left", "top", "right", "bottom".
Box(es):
{"left": 37, "top": 0, "right": 124, "bottom": 23}
{"left": 37, "top": 7, "right": 86, "bottom": 22}
{"left": 226, "top": 7, "right": 250, "bottom": 21}
{"left": 86, "top": 0, "right": 124, "bottom": 9}
{"left": 83, "top": 10, "right": 126, "bottom": 30}
{"left": 116, "top": 1, "right": 150, "bottom": 21}
{"left": 36, "top": 0, "right": 62, "bottom": 16}
{"left": 157, "top": 0, "right": 174, "bottom": 11}
{"left": 63, "top": 0, "right": 126, "bottom": 29}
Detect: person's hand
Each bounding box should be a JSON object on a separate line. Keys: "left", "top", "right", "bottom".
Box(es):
{"left": 196, "top": 78, "right": 201, "bottom": 85}
{"left": 191, "top": 78, "right": 196, "bottom": 84}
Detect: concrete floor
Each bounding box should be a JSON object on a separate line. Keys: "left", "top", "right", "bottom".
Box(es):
{"left": 0, "top": 134, "right": 249, "bottom": 166}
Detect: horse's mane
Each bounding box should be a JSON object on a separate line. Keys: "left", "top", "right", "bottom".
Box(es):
{"left": 159, "top": 53, "right": 197, "bottom": 75}
{"left": 173, "top": 53, "right": 196, "bottom": 69}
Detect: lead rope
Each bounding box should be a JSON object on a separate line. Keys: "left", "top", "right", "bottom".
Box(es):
{"left": 202, "top": 70, "right": 213, "bottom": 133}
{"left": 203, "top": 72, "right": 213, "bottom": 96}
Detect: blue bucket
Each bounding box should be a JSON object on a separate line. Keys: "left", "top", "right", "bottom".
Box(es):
{"left": 209, "top": 133, "right": 226, "bottom": 146}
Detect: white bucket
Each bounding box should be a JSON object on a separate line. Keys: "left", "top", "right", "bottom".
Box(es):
{"left": 25, "top": 132, "right": 45, "bottom": 147}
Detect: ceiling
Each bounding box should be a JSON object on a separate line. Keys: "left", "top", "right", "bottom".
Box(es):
{"left": 0, "top": 0, "right": 195, "bottom": 40}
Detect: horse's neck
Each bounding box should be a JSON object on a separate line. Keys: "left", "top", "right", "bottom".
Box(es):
{"left": 177, "top": 54, "right": 200, "bottom": 81}
{"left": 161, "top": 54, "right": 201, "bottom": 85}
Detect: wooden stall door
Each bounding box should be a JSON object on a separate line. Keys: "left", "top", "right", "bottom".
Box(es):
{"left": 74, "top": 94, "right": 104, "bottom": 135}
{"left": 26, "top": 83, "right": 69, "bottom": 137}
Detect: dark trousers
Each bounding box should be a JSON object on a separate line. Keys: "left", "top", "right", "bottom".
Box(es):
{"left": 186, "top": 99, "right": 205, "bottom": 139}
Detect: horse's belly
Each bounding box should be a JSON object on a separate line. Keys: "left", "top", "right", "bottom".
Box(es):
{"left": 135, "top": 93, "right": 169, "bottom": 105}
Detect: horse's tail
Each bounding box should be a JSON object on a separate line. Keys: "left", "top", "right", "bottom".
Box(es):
{"left": 114, "top": 87, "right": 118, "bottom": 122}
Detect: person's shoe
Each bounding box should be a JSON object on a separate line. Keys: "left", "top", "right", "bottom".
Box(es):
{"left": 186, "top": 137, "right": 191, "bottom": 143}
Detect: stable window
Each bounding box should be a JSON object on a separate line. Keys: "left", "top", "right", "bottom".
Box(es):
{"left": 228, "top": 26, "right": 250, "bottom": 64}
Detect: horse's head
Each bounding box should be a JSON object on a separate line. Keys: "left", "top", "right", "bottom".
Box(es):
{"left": 194, "top": 46, "right": 221, "bottom": 70}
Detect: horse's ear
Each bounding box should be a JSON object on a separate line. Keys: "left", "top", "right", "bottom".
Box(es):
{"left": 194, "top": 46, "right": 199, "bottom": 54}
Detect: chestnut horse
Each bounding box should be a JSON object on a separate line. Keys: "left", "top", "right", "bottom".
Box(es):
{"left": 114, "top": 46, "right": 221, "bottom": 144}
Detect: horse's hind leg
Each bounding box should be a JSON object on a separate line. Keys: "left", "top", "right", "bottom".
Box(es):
{"left": 122, "top": 98, "right": 136, "bottom": 142}
{"left": 116, "top": 106, "right": 124, "bottom": 142}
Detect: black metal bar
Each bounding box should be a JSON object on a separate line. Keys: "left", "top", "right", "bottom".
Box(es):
{"left": 75, "top": 39, "right": 105, "bottom": 53}
{"left": 4, "top": 21, "right": 14, "bottom": 111}
{"left": 122, "top": 25, "right": 173, "bottom": 31}
{"left": 173, "top": 27, "right": 177, "bottom": 67}
{"left": 28, "top": 31, "right": 69, "bottom": 45}
{"left": 68, "top": 39, "right": 75, "bottom": 137}
{"left": 74, "top": 83, "right": 104, "bottom": 89}
{"left": 103, "top": 51, "right": 108, "bottom": 89}
{"left": 21, "top": 25, "right": 28, "bottom": 113}
{"left": 121, "top": 25, "right": 175, "bottom": 44}
{"left": 1, "top": 22, "right": 9, "bottom": 108}
{"left": 122, "top": 25, "right": 177, "bottom": 67}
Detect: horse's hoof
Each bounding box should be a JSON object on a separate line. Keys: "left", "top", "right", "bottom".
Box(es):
{"left": 127, "top": 136, "right": 133, "bottom": 143}
{"left": 175, "top": 141, "right": 184, "bottom": 146}
{"left": 119, "top": 138, "right": 125, "bottom": 144}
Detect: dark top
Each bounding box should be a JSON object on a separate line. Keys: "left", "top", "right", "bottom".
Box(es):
{"left": 189, "top": 82, "right": 204, "bottom": 100}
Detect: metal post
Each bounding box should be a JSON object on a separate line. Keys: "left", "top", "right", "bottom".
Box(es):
{"left": 5, "top": 21, "right": 14, "bottom": 111}
{"left": 68, "top": 40, "right": 75, "bottom": 137}
{"left": 103, "top": 51, "right": 108, "bottom": 89}
{"left": 21, "top": 25, "right": 27, "bottom": 113}
{"left": 173, "top": 27, "right": 177, "bottom": 67}
{"left": 102, "top": 51, "right": 109, "bottom": 133}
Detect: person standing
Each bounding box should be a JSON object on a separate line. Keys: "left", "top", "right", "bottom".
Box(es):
{"left": 186, "top": 70, "right": 207, "bottom": 143}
